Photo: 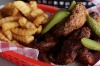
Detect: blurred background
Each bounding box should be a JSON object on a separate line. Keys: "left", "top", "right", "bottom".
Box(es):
{"left": 0, "top": 0, "right": 95, "bottom": 8}
{"left": 20, "top": 0, "right": 94, "bottom": 8}
{"left": 0, "top": 0, "right": 13, "bottom": 5}
{"left": 36, "top": 0, "right": 94, "bottom": 8}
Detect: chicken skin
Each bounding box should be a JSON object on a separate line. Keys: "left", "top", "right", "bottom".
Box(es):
{"left": 56, "top": 26, "right": 91, "bottom": 64}
{"left": 53, "top": 3, "right": 88, "bottom": 37}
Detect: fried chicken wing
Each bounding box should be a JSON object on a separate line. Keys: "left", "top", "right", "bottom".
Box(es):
{"left": 39, "top": 33, "right": 57, "bottom": 51}
{"left": 56, "top": 26, "right": 91, "bottom": 65}
{"left": 90, "top": 12, "right": 100, "bottom": 24}
{"left": 90, "top": 12, "right": 100, "bottom": 42}
{"left": 78, "top": 48, "right": 100, "bottom": 65}
{"left": 53, "top": 3, "right": 88, "bottom": 37}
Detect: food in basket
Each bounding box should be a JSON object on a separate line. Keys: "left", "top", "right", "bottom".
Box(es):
{"left": 12, "top": 33, "right": 34, "bottom": 44}
{"left": 0, "top": 1, "right": 48, "bottom": 45}
{"left": 11, "top": 28, "right": 37, "bottom": 36}
{"left": 87, "top": 15, "right": 100, "bottom": 37}
{"left": 68, "top": 1, "right": 76, "bottom": 11}
{"left": 36, "top": 1, "right": 100, "bottom": 65}
{"left": 90, "top": 12, "right": 100, "bottom": 24}
{"left": 2, "top": 22, "right": 19, "bottom": 30}
{"left": 2, "top": 30, "right": 12, "bottom": 40}
{"left": 0, "top": 2, "right": 21, "bottom": 17}
{"left": 18, "top": 17, "right": 27, "bottom": 28}
{"left": 81, "top": 38, "right": 100, "bottom": 51}
{"left": 0, "top": 16, "right": 20, "bottom": 26}
{"left": 52, "top": 2, "right": 88, "bottom": 37}
{"left": 0, "top": 0, "right": 100, "bottom": 66}
{"left": 41, "top": 9, "right": 70, "bottom": 35}
{"left": 0, "top": 31, "right": 11, "bottom": 43}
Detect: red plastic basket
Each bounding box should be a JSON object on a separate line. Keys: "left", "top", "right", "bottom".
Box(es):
{"left": 0, "top": 4, "right": 59, "bottom": 66}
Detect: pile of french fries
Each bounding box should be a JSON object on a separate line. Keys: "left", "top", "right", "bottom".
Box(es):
{"left": 0, "top": 1, "right": 48, "bottom": 45}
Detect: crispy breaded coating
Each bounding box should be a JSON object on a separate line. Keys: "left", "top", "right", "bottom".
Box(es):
{"left": 90, "top": 12, "right": 100, "bottom": 24}
{"left": 56, "top": 26, "right": 91, "bottom": 65}
{"left": 39, "top": 33, "right": 57, "bottom": 51}
{"left": 78, "top": 48, "right": 100, "bottom": 65}
{"left": 90, "top": 12, "right": 100, "bottom": 42}
{"left": 53, "top": 3, "right": 88, "bottom": 37}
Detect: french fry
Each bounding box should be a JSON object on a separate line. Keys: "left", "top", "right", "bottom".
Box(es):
{"left": 2, "top": 30, "right": 12, "bottom": 40}
{"left": 31, "top": 9, "right": 44, "bottom": 18}
{"left": 11, "top": 28, "right": 37, "bottom": 36}
{"left": 0, "top": 32, "right": 11, "bottom": 43}
{"left": 12, "top": 33, "right": 34, "bottom": 44}
{"left": 41, "top": 13, "right": 49, "bottom": 24}
{"left": 11, "top": 40, "right": 22, "bottom": 46}
{"left": 37, "top": 25, "right": 42, "bottom": 34}
{"left": 2, "top": 22, "right": 19, "bottom": 30}
{"left": 0, "top": 3, "right": 15, "bottom": 16}
{"left": 0, "top": 12, "right": 2, "bottom": 19}
{"left": 0, "top": 16, "right": 20, "bottom": 26}
{"left": 25, "top": 21, "right": 36, "bottom": 29}
{"left": 1, "top": 2, "right": 21, "bottom": 17}
{"left": 19, "top": 17, "right": 27, "bottom": 28}
{"left": 33, "top": 15, "right": 45, "bottom": 27}
{"left": 29, "top": 1, "right": 37, "bottom": 10}
{"left": 14, "top": 1, "right": 31, "bottom": 17}
{"left": 12, "top": 8, "right": 19, "bottom": 16}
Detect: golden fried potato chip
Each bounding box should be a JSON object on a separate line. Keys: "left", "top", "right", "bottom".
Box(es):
{"left": 2, "top": 22, "right": 19, "bottom": 30}
{"left": 12, "top": 33, "right": 34, "bottom": 44}
{"left": 11, "top": 28, "right": 37, "bottom": 36}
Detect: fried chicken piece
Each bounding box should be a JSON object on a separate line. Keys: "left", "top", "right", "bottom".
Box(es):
{"left": 39, "top": 33, "right": 57, "bottom": 51}
{"left": 90, "top": 12, "right": 100, "bottom": 24}
{"left": 56, "top": 26, "right": 91, "bottom": 65}
{"left": 90, "top": 12, "right": 100, "bottom": 42}
{"left": 78, "top": 48, "right": 95, "bottom": 65}
{"left": 78, "top": 48, "right": 100, "bottom": 65}
{"left": 53, "top": 3, "right": 88, "bottom": 37}
{"left": 38, "top": 51, "right": 51, "bottom": 64}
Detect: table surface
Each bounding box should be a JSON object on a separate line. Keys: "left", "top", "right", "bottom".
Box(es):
{"left": 0, "top": 1, "right": 18, "bottom": 66}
